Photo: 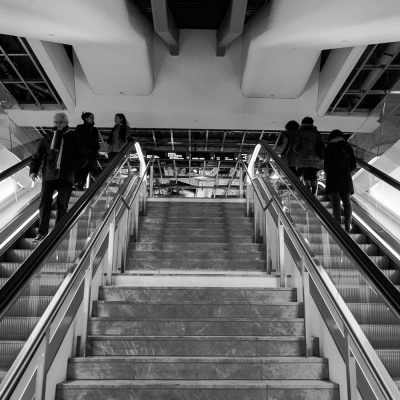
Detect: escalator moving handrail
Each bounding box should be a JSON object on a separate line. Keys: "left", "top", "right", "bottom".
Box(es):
{"left": 356, "top": 157, "right": 400, "bottom": 192}
{"left": 0, "top": 142, "right": 135, "bottom": 320}
{"left": 0, "top": 156, "right": 32, "bottom": 183}
{"left": 259, "top": 141, "right": 400, "bottom": 320}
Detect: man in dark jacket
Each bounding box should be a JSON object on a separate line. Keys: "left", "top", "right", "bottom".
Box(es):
{"left": 324, "top": 129, "right": 356, "bottom": 233}
{"left": 29, "top": 112, "right": 87, "bottom": 241}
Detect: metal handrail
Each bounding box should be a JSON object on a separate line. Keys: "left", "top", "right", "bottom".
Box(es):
{"left": 0, "top": 142, "right": 135, "bottom": 320}
{"left": 259, "top": 141, "right": 400, "bottom": 320}
{"left": 247, "top": 143, "right": 400, "bottom": 398}
{"left": 0, "top": 145, "right": 152, "bottom": 398}
{"left": 0, "top": 156, "right": 32, "bottom": 183}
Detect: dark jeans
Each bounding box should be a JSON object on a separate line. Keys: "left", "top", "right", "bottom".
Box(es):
{"left": 75, "top": 163, "right": 98, "bottom": 188}
{"left": 330, "top": 192, "right": 352, "bottom": 225}
{"left": 38, "top": 179, "right": 73, "bottom": 235}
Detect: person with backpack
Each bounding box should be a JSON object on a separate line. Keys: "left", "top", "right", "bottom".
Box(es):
{"left": 324, "top": 129, "right": 356, "bottom": 233}
{"left": 275, "top": 120, "right": 300, "bottom": 176}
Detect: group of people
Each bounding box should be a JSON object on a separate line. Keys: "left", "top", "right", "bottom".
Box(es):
{"left": 29, "top": 111, "right": 131, "bottom": 242}
{"left": 276, "top": 116, "right": 356, "bottom": 233}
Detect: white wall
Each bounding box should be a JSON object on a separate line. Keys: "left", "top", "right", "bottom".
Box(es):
{"left": 7, "top": 30, "right": 378, "bottom": 133}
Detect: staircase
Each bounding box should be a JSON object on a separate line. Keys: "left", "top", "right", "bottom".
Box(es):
{"left": 56, "top": 199, "right": 339, "bottom": 399}
{"left": 288, "top": 193, "right": 400, "bottom": 388}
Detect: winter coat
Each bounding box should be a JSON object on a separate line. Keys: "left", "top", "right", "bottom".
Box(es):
{"left": 294, "top": 124, "right": 324, "bottom": 169}
{"left": 29, "top": 128, "right": 87, "bottom": 184}
{"left": 324, "top": 137, "right": 356, "bottom": 194}
{"left": 75, "top": 122, "right": 100, "bottom": 169}
{"left": 107, "top": 125, "right": 128, "bottom": 153}
{"left": 276, "top": 128, "right": 299, "bottom": 168}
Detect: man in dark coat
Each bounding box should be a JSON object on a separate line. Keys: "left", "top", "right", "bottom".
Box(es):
{"left": 29, "top": 112, "right": 87, "bottom": 241}
{"left": 324, "top": 129, "right": 356, "bottom": 233}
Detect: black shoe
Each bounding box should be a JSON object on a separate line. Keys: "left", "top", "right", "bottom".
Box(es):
{"left": 345, "top": 223, "right": 352, "bottom": 233}
{"left": 33, "top": 234, "right": 46, "bottom": 242}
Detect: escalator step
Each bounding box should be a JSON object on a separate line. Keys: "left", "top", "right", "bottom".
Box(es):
{"left": 327, "top": 269, "right": 399, "bottom": 284}
{"left": 376, "top": 350, "right": 400, "bottom": 378}
{"left": 4, "top": 249, "right": 81, "bottom": 263}
{"left": 6, "top": 296, "right": 53, "bottom": 317}
{"left": 361, "top": 325, "right": 400, "bottom": 349}
{"left": 316, "top": 256, "right": 391, "bottom": 270}
{"left": 0, "top": 262, "right": 73, "bottom": 278}
{"left": 18, "top": 237, "right": 88, "bottom": 250}
{"left": 0, "top": 276, "right": 65, "bottom": 294}
{"left": 310, "top": 243, "right": 377, "bottom": 256}
{"left": 0, "top": 341, "right": 25, "bottom": 368}
{"left": 347, "top": 303, "right": 400, "bottom": 324}
{"left": 0, "top": 317, "right": 41, "bottom": 340}
{"left": 337, "top": 285, "right": 400, "bottom": 302}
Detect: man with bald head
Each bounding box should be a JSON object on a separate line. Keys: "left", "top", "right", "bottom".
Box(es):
{"left": 29, "top": 112, "right": 87, "bottom": 241}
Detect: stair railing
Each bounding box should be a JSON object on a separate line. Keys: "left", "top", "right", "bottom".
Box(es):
{"left": 0, "top": 143, "right": 152, "bottom": 400}
{"left": 242, "top": 142, "right": 400, "bottom": 400}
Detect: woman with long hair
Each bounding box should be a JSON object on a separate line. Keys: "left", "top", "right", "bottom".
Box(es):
{"left": 107, "top": 113, "right": 129, "bottom": 160}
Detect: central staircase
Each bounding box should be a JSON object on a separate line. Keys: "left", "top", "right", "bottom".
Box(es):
{"left": 56, "top": 199, "right": 339, "bottom": 399}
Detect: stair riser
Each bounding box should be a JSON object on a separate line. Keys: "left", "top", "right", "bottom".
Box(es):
{"left": 129, "top": 243, "right": 263, "bottom": 252}
{"left": 87, "top": 338, "right": 307, "bottom": 357}
{"left": 129, "top": 251, "right": 265, "bottom": 261}
{"left": 126, "top": 260, "right": 266, "bottom": 270}
{"left": 98, "top": 288, "right": 297, "bottom": 302}
{"left": 56, "top": 386, "right": 339, "bottom": 400}
{"left": 136, "top": 236, "right": 255, "bottom": 243}
{"left": 88, "top": 320, "right": 305, "bottom": 336}
{"left": 67, "top": 360, "right": 328, "bottom": 380}
{"left": 92, "top": 304, "right": 303, "bottom": 319}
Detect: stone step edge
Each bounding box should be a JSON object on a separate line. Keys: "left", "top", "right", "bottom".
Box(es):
{"left": 89, "top": 317, "right": 304, "bottom": 322}
{"left": 119, "top": 270, "right": 268, "bottom": 276}
{"left": 57, "top": 379, "right": 338, "bottom": 388}
{"left": 93, "top": 300, "right": 301, "bottom": 306}
{"left": 88, "top": 335, "right": 307, "bottom": 340}
{"left": 69, "top": 356, "right": 326, "bottom": 363}
{"left": 101, "top": 286, "right": 292, "bottom": 291}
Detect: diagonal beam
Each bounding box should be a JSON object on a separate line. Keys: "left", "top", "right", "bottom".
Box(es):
{"left": 151, "top": 0, "right": 179, "bottom": 56}
{"left": 217, "top": 0, "right": 248, "bottom": 56}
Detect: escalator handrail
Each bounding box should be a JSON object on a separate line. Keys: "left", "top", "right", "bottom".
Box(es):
{"left": 259, "top": 141, "right": 400, "bottom": 320}
{"left": 355, "top": 157, "right": 400, "bottom": 192}
{"left": 0, "top": 156, "right": 32, "bottom": 183}
{"left": 0, "top": 142, "right": 136, "bottom": 320}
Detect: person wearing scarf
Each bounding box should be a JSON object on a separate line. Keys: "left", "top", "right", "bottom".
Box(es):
{"left": 29, "top": 112, "right": 87, "bottom": 241}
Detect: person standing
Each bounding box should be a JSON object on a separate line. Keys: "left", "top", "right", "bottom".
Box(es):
{"left": 276, "top": 120, "right": 300, "bottom": 176}
{"left": 324, "top": 129, "right": 356, "bottom": 233}
{"left": 29, "top": 112, "right": 87, "bottom": 241}
{"left": 294, "top": 116, "right": 324, "bottom": 195}
{"left": 107, "top": 113, "right": 129, "bottom": 160}
{"left": 74, "top": 111, "right": 100, "bottom": 190}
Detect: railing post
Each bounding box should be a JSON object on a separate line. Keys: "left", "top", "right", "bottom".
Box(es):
{"left": 106, "top": 210, "right": 116, "bottom": 286}
{"left": 35, "top": 327, "right": 51, "bottom": 399}
{"left": 277, "top": 215, "right": 285, "bottom": 287}
{"left": 345, "top": 330, "right": 358, "bottom": 400}
{"left": 149, "top": 165, "right": 154, "bottom": 197}
{"left": 302, "top": 261, "right": 312, "bottom": 357}
{"left": 79, "top": 255, "right": 93, "bottom": 357}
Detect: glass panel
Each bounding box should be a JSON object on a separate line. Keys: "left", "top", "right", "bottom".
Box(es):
{"left": 0, "top": 152, "right": 135, "bottom": 379}
{"left": 262, "top": 153, "right": 400, "bottom": 386}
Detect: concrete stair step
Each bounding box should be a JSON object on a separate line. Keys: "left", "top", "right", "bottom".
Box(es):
{"left": 88, "top": 318, "right": 304, "bottom": 336}
{"left": 98, "top": 287, "right": 297, "bottom": 302}
{"left": 86, "top": 335, "right": 315, "bottom": 357}
{"left": 136, "top": 235, "right": 255, "bottom": 243}
{"left": 128, "top": 250, "right": 265, "bottom": 261}
{"left": 129, "top": 242, "right": 263, "bottom": 252}
{"left": 140, "top": 217, "right": 252, "bottom": 224}
{"left": 56, "top": 379, "right": 339, "bottom": 400}
{"left": 125, "top": 260, "right": 266, "bottom": 271}
{"left": 66, "top": 356, "right": 328, "bottom": 380}
{"left": 139, "top": 226, "right": 254, "bottom": 234}
{"left": 91, "top": 302, "right": 303, "bottom": 319}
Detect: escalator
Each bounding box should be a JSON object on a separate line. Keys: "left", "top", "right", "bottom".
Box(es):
{"left": 0, "top": 145, "right": 137, "bottom": 384}
{"left": 257, "top": 142, "right": 400, "bottom": 391}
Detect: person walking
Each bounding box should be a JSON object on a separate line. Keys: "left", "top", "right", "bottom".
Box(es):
{"left": 294, "top": 116, "right": 324, "bottom": 194}
{"left": 276, "top": 120, "right": 300, "bottom": 176}
{"left": 74, "top": 111, "right": 100, "bottom": 190}
{"left": 29, "top": 113, "right": 87, "bottom": 242}
{"left": 107, "top": 113, "right": 129, "bottom": 160}
{"left": 324, "top": 129, "right": 356, "bottom": 233}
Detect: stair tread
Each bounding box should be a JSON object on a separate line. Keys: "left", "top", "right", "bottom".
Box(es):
{"left": 58, "top": 379, "right": 338, "bottom": 388}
